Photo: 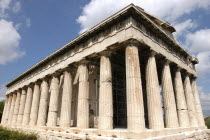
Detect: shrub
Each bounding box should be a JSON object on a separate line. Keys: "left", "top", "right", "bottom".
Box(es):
{"left": 205, "top": 116, "right": 210, "bottom": 129}
{"left": 0, "top": 126, "right": 37, "bottom": 140}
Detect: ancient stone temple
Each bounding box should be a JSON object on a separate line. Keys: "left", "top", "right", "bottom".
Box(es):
{"left": 1, "top": 4, "right": 210, "bottom": 140}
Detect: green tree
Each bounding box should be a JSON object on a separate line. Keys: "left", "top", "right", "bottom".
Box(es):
{"left": 0, "top": 100, "right": 5, "bottom": 122}
{"left": 205, "top": 116, "right": 210, "bottom": 129}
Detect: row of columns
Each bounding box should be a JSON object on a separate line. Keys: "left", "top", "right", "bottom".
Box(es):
{"left": 1, "top": 43, "right": 205, "bottom": 132}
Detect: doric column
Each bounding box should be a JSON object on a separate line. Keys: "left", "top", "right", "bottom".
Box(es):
{"left": 174, "top": 68, "right": 189, "bottom": 127}
{"left": 161, "top": 60, "right": 179, "bottom": 128}
{"left": 146, "top": 51, "right": 164, "bottom": 130}
{"left": 37, "top": 79, "right": 49, "bottom": 126}
{"left": 17, "top": 88, "right": 27, "bottom": 125}
{"left": 12, "top": 91, "right": 21, "bottom": 125}
{"left": 99, "top": 52, "right": 113, "bottom": 130}
{"left": 4, "top": 95, "right": 12, "bottom": 124}
{"left": 191, "top": 78, "right": 205, "bottom": 126}
{"left": 47, "top": 74, "right": 60, "bottom": 127}
{"left": 1, "top": 96, "right": 9, "bottom": 124}
{"left": 184, "top": 74, "right": 198, "bottom": 127}
{"left": 22, "top": 85, "right": 33, "bottom": 125}
{"left": 29, "top": 82, "right": 41, "bottom": 125}
{"left": 125, "top": 44, "right": 145, "bottom": 131}
{"left": 60, "top": 69, "right": 73, "bottom": 127}
{"left": 77, "top": 61, "right": 89, "bottom": 129}
{"left": 8, "top": 93, "right": 17, "bottom": 125}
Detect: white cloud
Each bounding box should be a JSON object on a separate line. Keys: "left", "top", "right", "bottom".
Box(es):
{"left": 12, "top": 1, "right": 21, "bottom": 13}
{"left": 196, "top": 51, "right": 210, "bottom": 78}
{"left": 174, "top": 19, "right": 197, "bottom": 38}
{"left": 198, "top": 86, "right": 210, "bottom": 116}
{"left": 184, "top": 29, "right": 210, "bottom": 54}
{"left": 26, "top": 18, "right": 31, "bottom": 28}
{"left": 0, "top": 0, "right": 11, "bottom": 17}
{"left": 0, "top": 19, "right": 24, "bottom": 64}
{"left": 77, "top": 0, "right": 210, "bottom": 33}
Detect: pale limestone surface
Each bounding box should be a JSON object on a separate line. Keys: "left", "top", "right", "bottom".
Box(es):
{"left": 8, "top": 93, "right": 16, "bottom": 124}
{"left": 161, "top": 60, "right": 179, "bottom": 128}
{"left": 174, "top": 68, "right": 190, "bottom": 127}
{"left": 1, "top": 4, "right": 207, "bottom": 140}
{"left": 146, "top": 52, "right": 164, "bottom": 130}
{"left": 99, "top": 53, "right": 113, "bottom": 130}
{"left": 60, "top": 70, "right": 72, "bottom": 127}
{"left": 191, "top": 79, "right": 205, "bottom": 126}
{"left": 184, "top": 75, "right": 198, "bottom": 127}
{"left": 30, "top": 83, "right": 41, "bottom": 125}
{"left": 37, "top": 79, "right": 49, "bottom": 126}
{"left": 47, "top": 76, "right": 60, "bottom": 127}
{"left": 125, "top": 44, "right": 145, "bottom": 131}
{"left": 12, "top": 91, "right": 21, "bottom": 124}
{"left": 77, "top": 63, "right": 89, "bottom": 128}
{"left": 17, "top": 89, "right": 27, "bottom": 125}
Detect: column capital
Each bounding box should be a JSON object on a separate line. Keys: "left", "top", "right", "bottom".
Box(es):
{"left": 51, "top": 71, "right": 61, "bottom": 77}
{"left": 127, "top": 39, "right": 139, "bottom": 46}
{"left": 78, "top": 58, "right": 90, "bottom": 65}
{"left": 99, "top": 50, "right": 112, "bottom": 57}
{"left": 28, "top": 82, "right": 35, "bottom": 88}
{"left": 149, "top": 50, "right": 157, "bottom": 57}
{"left": 163, "top": 59, "right": 170, "bottom": 66}
{"left": 62, "top": 66, "right": 71, "bottom": 73}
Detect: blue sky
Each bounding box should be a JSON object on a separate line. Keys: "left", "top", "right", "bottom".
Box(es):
{"left": 0, "top": 0, "right": 210, "bottom": 115}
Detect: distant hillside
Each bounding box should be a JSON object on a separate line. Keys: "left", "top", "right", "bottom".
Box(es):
{"left": 204, "top": 116, "right": 210, "bottom": 129}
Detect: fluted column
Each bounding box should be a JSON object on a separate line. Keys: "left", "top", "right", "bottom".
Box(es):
{"left": 1, "top": 96, "right": 9, "bottom": 124}
{"left": 77, "top": 61, "right": 89, "bottom": 129}
{"left": 184, "top": 74, "right": 198, "bottom": 127}
{"left": 22, "top": 85, "right": 33, "bottom": 125}
{"left": 4, "top": 95, "right": 12, "bottom": 124}
{"left": 29, "top": 83, "right": 41, "bottom": 125}
{"left": 146, "top": 51, "right": 164, "bottom": 130}
{"left": 12, "top": 91, "right": 21, "bottom": 125}
{"left": 60, "top": 69, "right": 73, "bottom": 127}
{"left": 162, "top": 60, "right": 179, "bottom": 128}
{"left": 47, "top": 75, "right": 60, "bottom": 127}
{"left": 37, "top": 79, "right": 49, "bottom": 126}
{"left": 125, "top": 44, "right": 145, "bottom": 131}
{"left": 174, "top": 68, "right": 189, "bottom": 127}
{"left": 191, "top": 78, "right": 205, "bottom": 126}
{"left": 8, "top": 93, "right": 17, "bottom": 125}
{"left": 99, "top": 52, "right": 113, "bottom": 130}
{"left": 17, "top": 88, "right": 27, "bottom": 125}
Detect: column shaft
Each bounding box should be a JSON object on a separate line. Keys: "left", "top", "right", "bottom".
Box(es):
{"left": 17, "top": 89, "right": 27, "bottom": 125}
{"left": 29, "top": 83, "right": 41, "bottom": 125}
{"left": 60, "top": 70, "right": 73, "bottom": 127}
{"left": 1, "top": 96, "right": 8, "bottom": 124}
{"left": 125, "top": 45, "right": 145, "bottom": 131}
{"left": 162, "top": 61, "right": 179, "bottom": 128}
{"left": 37, "top": 79, "right": 49, "bottom": 126}
{"left": 191, "top": 79, "right": 205, "bottom": 126}
{"left": 5, "top": 95, "right": 12, "bottom": 124}
{"left": 12, "top": 91, "right": 21, "bottom": 125}
{"left": 77, "top": 63, "right": 89, "bottom": 128}
{"left": 184, "top": 74, "right": 198, "bottom": 127}
{"left": 22, "top": 86, "right": 33, "bottom": 125}
{"left": 47, "top": 76, "right": 60, "bottom": 127}
{"left": 146, "top": 52, "right": 164, "bottom": 130}
{"left": 99, "top": 54, "right": 113, "bottom": 130}
{"left": 174, "top": 68, "right": 190, "bottom": 127}
{"left": 8, "top": 93, "right": 17, "bottom": 125}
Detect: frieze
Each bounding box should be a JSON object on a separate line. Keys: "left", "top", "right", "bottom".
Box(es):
{"left": 132, "top": 18, "right": 195, "bottom": 70}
